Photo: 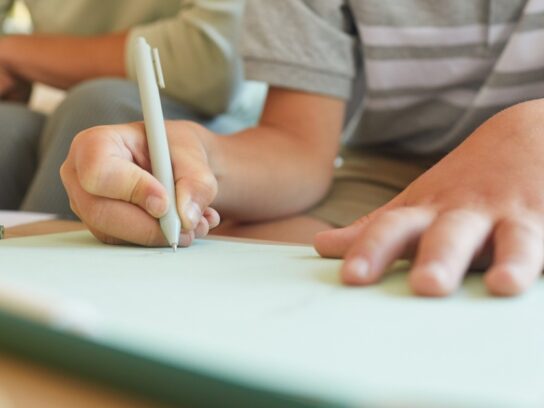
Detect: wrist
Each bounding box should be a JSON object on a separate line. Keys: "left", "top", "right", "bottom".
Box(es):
{"left": 201, "top": 127, "right": 224, "bottom": 181}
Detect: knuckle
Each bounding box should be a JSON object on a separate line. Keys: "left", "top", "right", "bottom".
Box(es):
{"left": 71, "top": 126, "right": 98, "bottom": 151}
{"left": 441, "top": 208, "right": 489, "bottom": 226}
{"left": 72, "top": 126, "right": 116, "bottom": 195}
{"left": 68, "top": 199, "right": 79, "bottom": 217}
{"left": 168, "top": 120, "right": 207, "bottom": 144}
{"left": 185, "top": 171, "right": 218, "bottom": 204}
{"left": 179, "top": 120, "right": 206, "bottom": 134}
{"left": 199, "top": 171, "right": 218, "bottom": 197}
{"left": 360, "top": 236, "right": 382, "bottom": 254}
{"left": 127, "top": 170, "right": 148, "bottom": 205}
{"left": 59, "top": 162, "right": 69, "bottom": 183}
{"left": 501, "top": 216, "right": 542, "bottom": 239}
{"left": 378, "top": 209, "right": 407, "bottom": 226}
{"left": 78, "top": 161, "right": 102, "bottom": 194}
{"left": 73, "top": 133, "right": 103, "bottom": 193}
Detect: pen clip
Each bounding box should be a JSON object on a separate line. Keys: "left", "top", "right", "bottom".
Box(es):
{"left": 152, "top": 48, "right": 165, "bottom": 89}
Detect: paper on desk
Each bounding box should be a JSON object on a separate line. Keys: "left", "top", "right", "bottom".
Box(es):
{"left": 0, "top": 231, "right": 543, "bottom": 408}
{"left": 0, "top": 211, "right": 56, "bottom": 228}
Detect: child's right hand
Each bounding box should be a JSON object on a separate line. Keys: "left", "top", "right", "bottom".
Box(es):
{"left": 61, "top": 121, "right": 220, "bottom": 247}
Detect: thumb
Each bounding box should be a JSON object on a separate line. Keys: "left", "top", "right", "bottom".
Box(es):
{"left": 73, "top": 126, "right": 169, "bottom": 218}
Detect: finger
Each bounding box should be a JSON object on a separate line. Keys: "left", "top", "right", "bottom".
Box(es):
{"left": 168, "top": 122, "right": 218, "bottom": 230}
{"left": 314, "top": 197, "right": 401, "bottom": 258}
{"left": 341, "top": 207, "right": 434, "bottom": 285}
{"left": 204, "top": 207, "right": 221, "bottom": 230}
{"left": 194, "top": 217, "right": 210, "bottom": 239}
{"left": 72, "top": 125, "right": 169, "bottom": 218}
{"left": 314, "top": 222, "right": 368, "bottom": 259}
{"left": 62, "top": 160, "right": 168, "bottom": 246}
{"left": 193, "top": 208, "right": 222, "bottom": 238}
{"left": 179, "top": 230, "right": 195, "bottom": 248}
{"left": 485, "top": 217, "right": 544, "bottom": 296}
{"left": 410, "top": 210, "right": 493, "bottom": 297}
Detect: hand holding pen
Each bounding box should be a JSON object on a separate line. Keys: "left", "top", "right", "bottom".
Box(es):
{"left": 134, "top": 37, "right": 182, "bottom": 249}
{"left": 60, "top": 41, "right": 220, "bottom": 247}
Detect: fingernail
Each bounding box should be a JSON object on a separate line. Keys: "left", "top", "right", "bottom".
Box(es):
{"left": 184, "top": 201, "right": 201, "bottom": 229}
{"left": 423, "top": 262, "right": 449, "bottom": 286}
{"left": 487, "top": 263, "right": 525, "bottom": 295}
{"left": 412, "top": 262, "right": 451, "bottom": 295}
{"left": 344, "top": 258, "right": 370, "bottom": 282}
{"left": 146, "top": 195, "right": 166, "bottom": 218}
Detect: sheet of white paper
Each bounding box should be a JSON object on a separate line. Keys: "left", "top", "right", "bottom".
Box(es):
{"left": 0, "top": 231, "right": 543, "bottom": 407}
{"left": 0, "top": 211, "right": 56, "bottom": 228}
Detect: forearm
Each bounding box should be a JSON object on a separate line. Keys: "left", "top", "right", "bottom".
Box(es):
{"left": 197, "top": 88, "right": 345, "bottom": 222}
{"left": 205, "top": 126, "right": 337, "bottom": 222}
{"left": 0, "top": 33, "right": 126, "bottom": 89}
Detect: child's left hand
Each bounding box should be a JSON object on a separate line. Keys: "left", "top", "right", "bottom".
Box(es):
{"left": 315, "top": 100, "right": 544, "bottom": 297}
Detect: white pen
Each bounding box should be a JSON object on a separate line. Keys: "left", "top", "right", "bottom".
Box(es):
{"left": 134, "top": 37, "right": 182, "bottom": 251}
{"left": 0, "top": 282, "right": 101, "bottom": 337}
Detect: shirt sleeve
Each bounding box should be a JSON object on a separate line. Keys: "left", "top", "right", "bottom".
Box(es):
{"left": 125, "top": 0, "right": 245, "bottom": 116}
{"left": 242, "top": 0, "right": 357, "bottom": 100}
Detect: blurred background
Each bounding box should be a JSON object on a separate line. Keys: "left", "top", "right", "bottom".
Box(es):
{"left": 3, "top": 0, "right": 81, "bottom": 114}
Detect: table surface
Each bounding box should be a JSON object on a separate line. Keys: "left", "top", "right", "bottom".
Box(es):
{"left": 0, "top": 220, "right": 168, "bottom": 408}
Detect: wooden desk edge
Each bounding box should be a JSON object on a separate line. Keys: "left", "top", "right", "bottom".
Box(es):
{"left": 3, "top": 220, "right": 307, "bottom": 247}
{"left": 4, "top": 220, "right": 86, "bottom": 239}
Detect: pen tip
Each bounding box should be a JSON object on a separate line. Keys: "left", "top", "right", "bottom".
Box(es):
{"left": 172, "top": 244, "right": 177, "bottom": 253}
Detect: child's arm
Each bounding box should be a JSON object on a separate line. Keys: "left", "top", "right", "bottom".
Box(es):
{"left": 0, "top": 0, "right": 245, "bottom": 114}
{"left": 60, "top": 87, "right": 346, "bottom": 246}
{"left": 0, "top": 33, "right": 126, "bottom": 93}
{"left": 315, "top": 99, "right": 544, "bottom": 297}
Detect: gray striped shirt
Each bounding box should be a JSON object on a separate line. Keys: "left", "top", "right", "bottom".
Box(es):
{"left": 242, "top": 0, "right": 544, "bottom": 155}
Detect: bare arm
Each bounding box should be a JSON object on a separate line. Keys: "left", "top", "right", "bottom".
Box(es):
{"left": 61, "top": 87, "right": 346, "bottom": 245}
{"left": 0, "top": 33, "right": 126, "bottom": 90}
{"left": 203, "top": 87, "right": 346, "bottom": 221}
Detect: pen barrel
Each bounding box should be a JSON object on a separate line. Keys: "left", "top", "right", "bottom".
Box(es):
{"left": 135, "top": 38, "right": 181, "bottom": 246}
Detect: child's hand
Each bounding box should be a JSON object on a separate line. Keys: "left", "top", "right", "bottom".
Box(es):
{"left": 315, "top": 100, "right": 544, "bottom": 296}
{"left": 61, "top": 121, "right": 220, "bottom": 247}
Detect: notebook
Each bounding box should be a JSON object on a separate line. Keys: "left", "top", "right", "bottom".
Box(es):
{"left": 0, "top": 231, "right": 542, "bottom": 407}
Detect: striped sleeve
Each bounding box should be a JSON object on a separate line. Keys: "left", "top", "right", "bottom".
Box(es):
{"left": 345, "top": 0, "right": 544, "bottom": 154}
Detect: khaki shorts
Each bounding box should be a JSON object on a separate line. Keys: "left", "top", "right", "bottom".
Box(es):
{"left": 308, "top": 149, "right": 435, "bottom": 227}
